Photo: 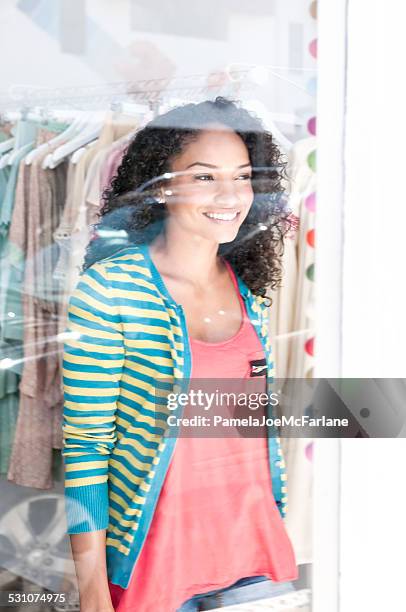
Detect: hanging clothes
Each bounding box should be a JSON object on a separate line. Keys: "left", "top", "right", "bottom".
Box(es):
{"left": 268, "top": 136, "right": 317, "bottom": 566}
{"left": 56, "top": 114, "right": 138, "bottom": 343}
{"left": 1, "top": 113, "right": 138, "bottom": 488}
{"left": 67, "top": 135, "right": 131, "bottom": 291}
{"left": 80, "top": 131, "right": 135, "bottom": 252}
{"left": 100, "top": 139, "right": 129, "bottom": 196}
{"left": 6, "top": 128, "right": 68, "bottom": 488}
{"left": 0, "top": 120, "right": 38, "bottom": 475}
{"left": 52, "top": 143, "right": 98, "bottom": 308}
{"left": 0, "top": 155, "right": 18, "bottom": 473}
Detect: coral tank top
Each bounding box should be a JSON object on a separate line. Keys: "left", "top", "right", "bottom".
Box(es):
{"left": 108, "top": 261, "right": 298, "bottom": 612}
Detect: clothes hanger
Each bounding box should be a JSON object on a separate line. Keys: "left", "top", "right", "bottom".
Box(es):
{"left": 40, "top": 112, "right": 89, "bottom": 169}
{"left": 0, "top": 151, "right": 12, "bottom": 169}
{"left": 0, "top": 134, "right": 15, "bottom": 167}
{"left": 5, "top": 108, "right": 37, "bottom": 166}
{"left": 0, "top": 137, "right": 15, "bottom": 155}
{"left": 4, "top": 141, "right": 35, "bottom": 167}
{"left": 41, "top": 111, "right": 96, "bottom": 169}
{"left": 26, "top": 111, "right": 86, "bottom": 166}
{"left": 71, "top": 139, "right": 98, "bottom": 164}
{"left": 33, "top": 112, "right": 90, "bottom": 169}
{"left": 46, "top": 111, "right": 106, "bottom": 169}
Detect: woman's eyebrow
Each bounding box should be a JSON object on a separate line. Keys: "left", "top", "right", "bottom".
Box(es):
{"left": 185, "top": 162, "right": 252, "bottom": 169}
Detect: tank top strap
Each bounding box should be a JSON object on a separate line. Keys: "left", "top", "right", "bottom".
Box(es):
{"left": 222, "top": 258, "right": 246, "bottom": 313}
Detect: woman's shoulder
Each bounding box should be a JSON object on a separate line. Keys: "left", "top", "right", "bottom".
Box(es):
{"left": 84, "top": 245, "right": 151, "bottom": 281}
{"left": 76, "top": 245, "right": 158, "bottom": 298}
{"left": 94, "top": 244, "right": 145, "bottom": 267}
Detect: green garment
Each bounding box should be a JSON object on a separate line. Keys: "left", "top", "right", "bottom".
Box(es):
{"left": 0, "top": 122, "right": 37, "bottom": 475}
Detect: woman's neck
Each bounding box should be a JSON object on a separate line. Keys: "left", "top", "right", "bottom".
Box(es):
{"left": 149, "top": 229, "right": 224, "bottom": 288}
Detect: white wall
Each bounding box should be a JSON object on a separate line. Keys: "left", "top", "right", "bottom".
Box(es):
{"left": 339, "top": 439, "right": 406, "bottom": 611}
{"left": 315, "top": 2, "right": 406, "bottom": 611}
{"left": 342, "top": 1, "right": 406, "bottom": 377}
{"left": 316, "top": 0, "right": 406, "bottom": 377}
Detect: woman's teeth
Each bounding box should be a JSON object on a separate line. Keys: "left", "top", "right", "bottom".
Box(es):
{"left": 204, "top": 211, "right": 239, "bottom": 221}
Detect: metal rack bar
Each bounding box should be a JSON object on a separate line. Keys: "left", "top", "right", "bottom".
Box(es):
{"left": 0, "top": 70, "right": 252, "bottom": 111}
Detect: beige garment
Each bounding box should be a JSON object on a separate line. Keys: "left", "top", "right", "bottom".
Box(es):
{"left": 268, "top": 137, "right": 317, "bottom": 566}
{"left": 57, "top": 115, "right": 137, "bottom": 341}
{"left": 53, "top": 144, "right": 98, "bottom": 286}
{"left": 67, "top": 132, "right": 135, "bottom": 305}
{"left": 54, "top": 138, "right": 101, "bottom": 342}
{"left": 64, "top": 148, "right": 110, "bottom": 314}
{"left": 7, "top": 132, "right": 67, "bottom": 488}
{"left": 8, "top": 394, "right": 63, "bottom": 489}
{"left": 54, "top": 112, "right": 133, "bottom": 280}
{"left": 282, "top": 137, "right": 316, "bottom": 379}
{"left": 268, "top": 137, "right": 316, "bottom": 378}
{"left": 66, "top": 146, "right": 111, "bottom": 297}
{"left": 18, "top": 134, "right": 67, "bottom": 400}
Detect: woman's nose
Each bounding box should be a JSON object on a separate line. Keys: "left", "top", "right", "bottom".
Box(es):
{"left": 214, "top": 180, "right": 240, "bottom": 207}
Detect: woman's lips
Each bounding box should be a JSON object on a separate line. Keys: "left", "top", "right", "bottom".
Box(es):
{"left": 203, "top": 211, "right": 240, "bottom": 223}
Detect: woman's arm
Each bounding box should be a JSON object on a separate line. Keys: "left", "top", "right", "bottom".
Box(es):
{"left": 70, "top": 530, "right": 114, "bottom": 612}
{"left": 62, "top": 262, "right": 124, "bottom": 533}
{"left": 62, "top": 263, "right": 125, "bottom": 609}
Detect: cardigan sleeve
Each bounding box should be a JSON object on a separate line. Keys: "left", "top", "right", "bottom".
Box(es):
{"left": 61, "top": 262, "right": 125, "bottom": 534}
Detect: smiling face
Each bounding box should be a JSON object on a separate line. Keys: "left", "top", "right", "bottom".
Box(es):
{"left": 161, "top": 124, "right": 254, "bottom": 245}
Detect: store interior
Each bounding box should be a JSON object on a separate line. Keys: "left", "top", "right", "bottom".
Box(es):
{"left": 3, "top": 1, "right": 392, "bottom": 611}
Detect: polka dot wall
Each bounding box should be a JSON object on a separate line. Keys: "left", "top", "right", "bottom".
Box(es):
{"left": 305, "top": 2, "right": 316, "bottom": 468}
{"left": 305, "top": 0, "right": 317, "bottom": 404}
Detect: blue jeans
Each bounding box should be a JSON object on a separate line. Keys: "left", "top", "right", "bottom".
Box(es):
{"left": 177, "top": 575, "right": 295, "bottom": 611}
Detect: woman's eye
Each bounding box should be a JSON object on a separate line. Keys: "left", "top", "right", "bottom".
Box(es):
{"left": 194, "top": 174, "right": 214, "bottom": 181}
{"left": 193, "top": 173, "right": 251, "bottom": 182}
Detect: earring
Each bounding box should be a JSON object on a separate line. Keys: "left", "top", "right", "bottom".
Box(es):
{"left": 156, "top": 196, "right": 166, "bottom": 204}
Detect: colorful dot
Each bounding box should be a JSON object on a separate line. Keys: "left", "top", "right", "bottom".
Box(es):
{"left": 307, "top": 150, "right": 316, "bottom": 171}
{"left": 305, "top": 192, "right": 316, "bottom": 212}
{"left": 309, "top": 38, "right": 318, "bottom": 59}
{"left": 307, "top": 229, "right": 315, "bottom": 248}
{"left": 306, "top": 262, "right": 315, "bottom": 281}
{"left": 305, "top": 442, "right": 314, "bottom": 462}
{"left": 310, "top": 1, "right": 317, "bottom": 19}
{"left": 305, "top": 337, "right": 314, "bottom": 356}
{"left": 307, "top": 117, "right": 316, "bottom": 136}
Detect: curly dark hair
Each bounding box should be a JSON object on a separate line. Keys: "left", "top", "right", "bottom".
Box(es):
{"left": 83, "top": 96, "right": 295, "bottom": 301}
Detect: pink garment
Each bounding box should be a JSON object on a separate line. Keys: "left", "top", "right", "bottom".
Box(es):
{"left": 108, "top": 262, "right": 298, "bottom": 612}
{"left": 7, "top": 132, "right": 66, "bottom": 489}
{"left": 100, "top": 141, "right": 128, "bottom": 195}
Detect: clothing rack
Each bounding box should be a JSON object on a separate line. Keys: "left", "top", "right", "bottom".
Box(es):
{"left": 0, "top": 70, "right": 253, "bottom": 114}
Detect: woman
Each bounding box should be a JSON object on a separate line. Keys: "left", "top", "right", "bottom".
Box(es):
{"left": 62, "top": 97, "right": 298, "bottom": 612}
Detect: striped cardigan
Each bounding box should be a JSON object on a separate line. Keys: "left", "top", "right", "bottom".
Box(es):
{"left": 62, "top": 244, "right": 288, "bottom": 589}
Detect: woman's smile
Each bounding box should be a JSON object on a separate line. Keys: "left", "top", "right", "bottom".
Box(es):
{"left": 202, "top": 210, "right": 241, "bottom": 223}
